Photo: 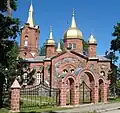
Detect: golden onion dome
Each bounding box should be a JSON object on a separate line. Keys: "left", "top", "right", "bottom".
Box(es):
{"left": 64, "top": 9, "right": 83, "bottom": 39}
{"left": 46, "top": 26, "right": 55, "bottom": 45}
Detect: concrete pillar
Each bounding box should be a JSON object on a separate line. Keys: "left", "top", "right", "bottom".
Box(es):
{"left": 10, "top": 79, "right": 21, "bottom": 113}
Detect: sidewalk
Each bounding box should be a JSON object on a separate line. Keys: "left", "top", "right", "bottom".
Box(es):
{"left": 55, "top": 102, "right": 120, "bottom": 113}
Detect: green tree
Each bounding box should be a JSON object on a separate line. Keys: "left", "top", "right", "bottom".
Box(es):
{"left": 108, "top": 21, "right": 120, "bottom": 85}
{"left": 105, "top": 51, "right": 118, "bottom": 63}
{"left": 83, "top": 40, "right": 88, "bottom": 55}
{"left": 0, "top": 0, "right": 19, "bottom": 108}
{"left": 111, "top": 22, "right": 120, "bottom": 52}
{"left": 105, "top": 51, "right": 118, "bottom": 85}
{"left": 39, "top": 43, "right": 46, "bottom": 56}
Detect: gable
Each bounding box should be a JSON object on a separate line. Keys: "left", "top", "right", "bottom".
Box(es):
{"left": 52, "top": 51, "right": 87, "bottom": 69}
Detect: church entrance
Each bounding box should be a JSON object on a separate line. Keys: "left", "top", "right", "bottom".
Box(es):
{"left": 79, "top": 81, "right": 91, "bottom": 104}
{"left": 78, "top": 71, "right": 95, "bottom": 104}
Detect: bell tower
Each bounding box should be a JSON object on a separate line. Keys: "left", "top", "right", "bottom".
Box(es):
{"left": 19, "top": 3, "right": 40, "bottom": 58}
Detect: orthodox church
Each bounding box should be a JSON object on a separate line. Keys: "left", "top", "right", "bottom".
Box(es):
{"left": 19, "top": 3, "right": 111, "bottom": 105}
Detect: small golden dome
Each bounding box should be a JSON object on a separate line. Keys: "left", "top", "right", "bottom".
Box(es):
{"left": 56, "top": 42, "right": 62, "bottom": 53}
{"left": 46, "top": 26, "right": 55, "bottom": 45}
{"left": 46, "top": 39, "right": 55, "bottom": 45}
{"left": 88, "top": 34, "right": 97, "bottom": 44}
{"left": 64, "top": 9, "right": 83, "bottom": 39}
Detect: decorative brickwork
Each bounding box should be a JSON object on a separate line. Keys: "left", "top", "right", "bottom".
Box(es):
{"left": 10, "top": 79, "right": 21, "bottom": 112}
{"left": 46, "top": 45, "right": 55, "bottom": 58}
{"left": 64, "top": 38, "right": 83, "bottom": 53}
{"left": 19, "top": 24, "right": 40, "bottom": 58}
{"left": 91, "top": 83, "right": 99, "bottom": 104}
{"left": 101, "top": 83, "right": 108, "bottom": 103}
{"left": 59, "top": 81, "right": 66, "bottom": 106}
{"left": 88, "top": 44, "right": 97, "bottom": 58}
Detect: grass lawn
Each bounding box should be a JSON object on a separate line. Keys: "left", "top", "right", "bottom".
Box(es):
{"left": 0, "top": 108, "right": 8, "bottom": 113}
{"left": 20, "top": 107, "right": 97, "bottom": 113}
{"left": 0, "top": 107, "right": 67, "bottom": 113}
{"left": 20, "top": 106, "right": 71, "bottom": 113}
{"left": 108, "top": 97, "right": 120, "bottom": 102}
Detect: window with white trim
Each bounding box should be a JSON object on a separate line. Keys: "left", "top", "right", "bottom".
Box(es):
{"left": 36, "top": 72, "right": 42, "bottom": 84}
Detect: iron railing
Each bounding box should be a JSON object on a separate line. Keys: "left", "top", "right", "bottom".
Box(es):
{"left": 20, "top": 83, "right": 59, "bottom": 110}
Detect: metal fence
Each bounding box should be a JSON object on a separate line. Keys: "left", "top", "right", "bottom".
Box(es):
{"left": 20, "top": 83, "right": 59, "bottom": 110}
{"left": 2, "top": 88, "right": 10, "bottom": 109}
{"left": 79, "top": 81, "right": 92, "bottom": 104}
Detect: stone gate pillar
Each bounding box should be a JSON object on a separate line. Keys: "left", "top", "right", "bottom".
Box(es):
{"left": 91, "top": 82, "right": 98, "bottom": 104}
{"left": 73, "top": 83, "right": 79, "bottom": 105}
{"left": 101, "top": 83, "right": 108, "bottom": 103}
{"left": 10, "top": 79, "right": 21, "bottom": 112}
{"left": 59, "top": 79, "right": 66, "bottom": 106}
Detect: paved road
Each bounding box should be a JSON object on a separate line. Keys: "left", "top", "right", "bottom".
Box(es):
{"left": 55, "top": 102, "right": 120, "bottom": 113}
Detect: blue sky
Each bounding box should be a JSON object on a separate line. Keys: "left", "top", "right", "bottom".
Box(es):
{"left": 13, "top": 0, "right": 120, "bottom": 56}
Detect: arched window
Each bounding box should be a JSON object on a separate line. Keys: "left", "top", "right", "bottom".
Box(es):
{"left": 70, "top": 69, "right": 74, "bottom": 73}
{"left": 24, "top": 40, "right": 28, "bottom": 47}
{"left": 24, "top": 35, "right": 28, "bottom": 47}
{"left": 24, "top": 52, "right": 27, "bottom": 56}
{"left": 36, "top": 72, "right": 42, "bottom": 84}
{"left": 100, "top": 71, "right": 105, "bottom": 76}
{"left": 23, "top": 72, "right": 28, "bottom": 85}
{"left": 68, "top": 43, "right": 72, "bottom": 49}
{"left": 25, "top": 35, "right": 28, "bottom": 38}
{"left": 72, "top": 43, "right": 76, "bottom": 49}
{"left": 63, "top": 69, "right": 68, "bottom": 74}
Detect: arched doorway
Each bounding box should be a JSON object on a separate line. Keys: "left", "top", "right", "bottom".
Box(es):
{"left": 66, "top": 78, "right": 75, "bottom": 105}
{"left": 78, "top": 71, "right": 95, "bottom": 104}
{"left": 99, "top": 79, "right": 104, "bottom": 102}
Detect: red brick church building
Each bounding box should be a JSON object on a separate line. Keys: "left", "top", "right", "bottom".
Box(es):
{"left": 19, "top": 3, "right": 111, "bottom": 105}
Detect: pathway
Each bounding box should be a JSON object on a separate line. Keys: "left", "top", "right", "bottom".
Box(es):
{"left": 55, "top": 102, "right": 120, "bottom": 113}
{"left": 104, "top": 109, "right": 120, "bottom": 113}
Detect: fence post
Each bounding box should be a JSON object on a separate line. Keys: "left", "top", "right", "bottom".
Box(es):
{"left": 10, "top": 79, "right": 21, "bottom": 113}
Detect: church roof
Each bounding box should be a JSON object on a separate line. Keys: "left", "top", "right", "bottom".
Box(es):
{"left": 24, "top": 56, "right": 45, "bottom": 62}
{"left": 97, "top": 56, "right": 111, "bottom": 61}
{"left": 21, "top": 54, "right": 110, "bottom": 63}
{"left": 51, "top": 50, "right": 88, "bottom": 60}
